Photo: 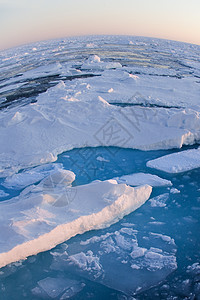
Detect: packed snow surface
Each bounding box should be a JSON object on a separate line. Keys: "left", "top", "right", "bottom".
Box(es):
{"left": 0, "top": 169, "right": 152, "bottom": 268}
{"left": 147, "top": 148, "right": 200, "bottom": 173}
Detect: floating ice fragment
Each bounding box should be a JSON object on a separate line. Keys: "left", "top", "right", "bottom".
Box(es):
{"left": 69, "top": 251, "right": 103, "bottom": 279}
{"left": 60, "top": 282, "right": 85, "bottom": 299}
{"left": 147, "top": 148, "right": 200, "bottom": 173}
{"left": 170, "top": 188, "right": 180, "bottom": 194}
{"left": 32, "top": 277, "right": 82, "bottom": 299}
{"left": 149, "top": 232, "right": 175, "bottom": 245}
{"left": 2, "top": 163, "right": 72, "bottom": 190}
{"left": 51, "top": 227, "right": 177, "bottom": 296}
{"left": 149, "top": 193, "right": 169, "bottom": 207}
{"left": 115, "top": 173, "right": 172, "bottom": 187}
{"left": 0, "top": 190, "right": 9, "bottom": 197}
{"left": 130, "top": 247, "right": 147, "bottom": 259}
{"left": 96, "top": 156, "right": 110, "bottom": 162}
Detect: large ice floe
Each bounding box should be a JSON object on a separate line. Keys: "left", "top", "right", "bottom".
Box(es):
{"left": 0, "top": 166, "right": 152, "bottom": 268}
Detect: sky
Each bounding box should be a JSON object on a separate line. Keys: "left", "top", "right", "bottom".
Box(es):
{"left": 0, "top": 0, "right": 200, "bottom": 50}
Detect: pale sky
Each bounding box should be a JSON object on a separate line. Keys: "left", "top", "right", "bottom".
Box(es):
{"left": 0, "top": 0, "right": 200, "bottom": 50}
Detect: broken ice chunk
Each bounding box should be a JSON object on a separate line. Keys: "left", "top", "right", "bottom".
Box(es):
{"left": 3, "top": 163, "right": 73, "bottom": 190}
{"left": 51, "top": 227, "right": 177, "bottom": 296}
{"left": 149, "top": 193, "right": 169, "bottom": 207}
{"left": 147, "top": 148, "right": 200, "bottom": 173}
{"left": 115, "top": 173, "right": 172, "bottom": 187}
{"left": 32, "top": 277, "right": 83, "bottom": 299}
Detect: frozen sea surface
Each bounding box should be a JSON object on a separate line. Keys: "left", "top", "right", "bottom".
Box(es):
{"left": 0, "top": 35, "right": 200, "bottom": 299}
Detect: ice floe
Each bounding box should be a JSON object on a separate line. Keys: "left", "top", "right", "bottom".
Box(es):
{"left": 2, "top": 163, "right": 68, "bottom": 190}
{"left": 115, "top": 172, "right": 172, "bottom": 187}
{"left": 149, "top": 193, "right": 169, "bottom": 207}
{"left": 147, "top": 148, "right": 200, "bottom": 173}
{"left": 0, "top": 170, "right": 152, "bottom": 268}
{"left": 32, "top": 277, "right": 85, "bottom": 299}
{"left": 0, "top": 190, "right": 9, "bottom": 198}
{"left": 50, "top": 225, "right": 177, "bottom": 296}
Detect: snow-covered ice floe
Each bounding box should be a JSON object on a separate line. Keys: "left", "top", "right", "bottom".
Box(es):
{"left": 115, "top": 172, "right": 172, "bottom": 187}
{"left": 0, "top": 169, "right": 152, "bottom": 269}
{"left": 147, "top": 148, "right": 200, "bottom": 173}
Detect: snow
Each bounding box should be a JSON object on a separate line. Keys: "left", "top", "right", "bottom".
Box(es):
{"left": 0, "top": 170, "right": 152, "bottom": 268}
{"left": 147, "top": 148, "right": 200, "bottom": 173}
{"left": 114, "top": 172, "right": 172, "bottom": 187}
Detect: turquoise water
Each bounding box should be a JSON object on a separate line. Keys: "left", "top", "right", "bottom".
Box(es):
{"left": 0, "top": 146, "right": 199, "bottom": 299}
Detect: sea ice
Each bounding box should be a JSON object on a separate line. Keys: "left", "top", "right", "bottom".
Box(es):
{"left": 81, "top": 55, "right": 122, "bottom": 70}
{"left": 0, "top": 170, "right": 152, "bottom": 268}
{"left": 0, "top": 35, "right": 199, "bottom": 299}
{"left": 0, "top": 72, "right": 199, "bottom": 176}
{"left": 115, "top": 173, "right": 172, "bottom": 187}
{"left": 149, "top": 193, "right": 169, "bottom": 207}
{"left": 147, "top": 148, "right": 200, "bottom": 173}
{"left": 50, "top": 225, "right": 177, "bottom": 296}
{"left": 0, "top": 190, "right": 9, "bottom": 197}
{"left": 2, "top": 163, "right": 68, "bottom": 190}
{"left": 32, "top": 277, "right": 84, "bottom": 299}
